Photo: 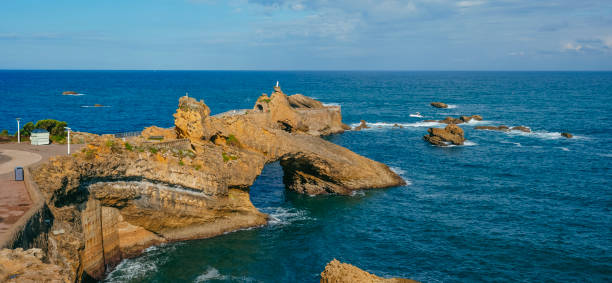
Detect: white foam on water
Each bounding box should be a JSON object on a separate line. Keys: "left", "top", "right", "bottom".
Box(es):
{"left": 194, "top": 267, "right": 225, "bottom": 282}
{"left": 507, "top": 130, "right": 565, "bottom": 140}
{"left": 323, "top": 102, "right": 340, "bottom": 107}
{"left": 500, "top": 141, "right": 522, "bottom": 147}
{"left": 261, "top": 207, "right": 312, "bottom": 226}
{"left": 390, "top": 167, "right": 413, "bottom": 185}
{"left": 599, "top": 153, "right": 612, "bottom": 158}
{"left": 80, "top": 105, "right": 111, "bottom": 108}
{"left": 349, "top": 121, "right": 443, "bottom": 129}
{"left": 446, "top": 104, "right": 458, "bottom": 109}
{"left": 556, "top": 147, "right": 570, "bottom": 151}
{"left": 350, "top": 190, "right": 366, "bottom": 197}
{"left": 463, "top": 140, "right": 477, "bottom": 146}
{"left": 105, "top": 256, "right": 161, "bottom": 282}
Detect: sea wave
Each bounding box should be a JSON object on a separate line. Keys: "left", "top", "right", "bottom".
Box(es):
{"left": 390, "top": 167, "right": 413, "bottom": 185}
{"left": 349, "top": 121, "right": 443, "bottom": 129}
{"left": 556, "top": 147, "right": 570, "bottom": 151}
{"left": 193, "top": 267, "right": 257, "bottom": 282}
{"left": 322, "top": 102, "right": 340, "bottom": 107}
{"left": 446, "top": 104, "right": 458, "bottom": 109}
{"left": 261, "top": 207, "right": 313, "bottom": 225}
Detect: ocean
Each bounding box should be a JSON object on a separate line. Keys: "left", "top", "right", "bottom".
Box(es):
{"left": 1, "top": 71, "right": 611, "bottom": 282}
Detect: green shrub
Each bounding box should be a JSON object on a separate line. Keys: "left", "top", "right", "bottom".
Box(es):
{"left": 21, "top": 122, "right": 35, "bottom": 137}
{"left": 34, "top": 119, "right": 67, "bottom": 138}
{"left": 225, "top": 134, "right": 240, "bottom": 147}
{"left": 149, "top": 147, "right": 158, "bottom": 154}
{"left": 0, "top": 130, "right": 8, "bottom": 137}
{"left": 193, "top": 164, "right": 201, "bottom": 171}
{"left": 178, "top": 160, "right": 184, "bottom": 166}
{"left": 105, "top": 140, "right": 115, "bottom": 148}
{"left": 222, "top": 152, "right": 237, "bottom": 162}
{"left": 124, "top": 142, "right": 133, "bottom": 151}
{"left": 84, "top": 149, "right": 96, "bottom": 160}
{"left": 261, "top": 98, "right": 271, "bottom": 104}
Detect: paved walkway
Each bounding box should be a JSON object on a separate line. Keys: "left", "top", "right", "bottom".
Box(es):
{"left": 0, "top": 142, "right": 84, "bottom": 239}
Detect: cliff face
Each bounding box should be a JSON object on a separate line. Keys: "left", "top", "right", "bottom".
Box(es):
{"left": 24, "top": 86, "right": 404, "bottom": 281}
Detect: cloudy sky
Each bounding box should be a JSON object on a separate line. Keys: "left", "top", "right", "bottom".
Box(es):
{"left": 1, "top": 0, "right": 611, "bottom": 70}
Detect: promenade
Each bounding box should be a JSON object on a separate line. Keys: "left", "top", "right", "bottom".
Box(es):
{"left": 0, "top": 143, "right": 83, "bottom": 244}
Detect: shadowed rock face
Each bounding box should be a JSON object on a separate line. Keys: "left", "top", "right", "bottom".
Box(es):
{"left": 27, "top": 86, "right": 404, "bottom": 281}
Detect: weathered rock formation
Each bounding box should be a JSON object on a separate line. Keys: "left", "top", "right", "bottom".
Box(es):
{"left": 561, "top": 132, "right": 573, "bottom": 138}
{"left": 423, "top": 124, "right": 465, "bottom": 146}
{"left": 439, "top": 115, "right": 483, "bottom": 124}
{"left": 320, "top": 259, "right": 418, "bottom": 283}
{"left": 0, "top": 248, "right": 68, "bottom": 282}
{"left": 62, "top": 91, "right": 78, "bottom": 95}
{"left": 22, "top": 85, "right": 404, "bottom": 281}
{"left": 430, "top": 102, "right": 448, "bottom": 108}
{"left": 353, "top": 120, "right": 370, "bottom": 131}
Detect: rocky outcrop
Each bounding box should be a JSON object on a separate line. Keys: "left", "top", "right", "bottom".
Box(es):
{"left": 320, "top": 259, "right": 418, "bottom": 283}
{"left": 430, "top": 102, "right": 448, "bottom": 108}
{"left": 439, "top": 115, "right": 483, "bottom": 124}
{"left": 474, "top": 125, "right": 510, "bottom": 132}
{"left": 474, "top": 125, "right": 531, "bottom": 133}
{"left": 561, "top": 132, "right": 573, "bottom": 138}
{"left": 423, "top": 124, "right": 465, "bottom": 146}
{"left": 353, "top": 120, "right": 370, "bottom": 131}
{"left": 0, "top": 248, "right": 69, "bottom": 282}
{"left": 27, "top": 85, "right": 404, "bottom": 281}
{"left": 288, "top": 94, "right": 325, "bottom": 109}
{"left": 62, "top": 91, "right": 78, "bottom": 95}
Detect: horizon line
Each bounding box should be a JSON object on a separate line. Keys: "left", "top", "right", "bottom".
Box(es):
{"left": 1, "top": 69, "right": 611, "bottom": 72}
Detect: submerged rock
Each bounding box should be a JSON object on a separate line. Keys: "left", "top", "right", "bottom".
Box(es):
{"left": 320, "top": 259, "right": 419, "bottom": 283}
{"left": 511, "top": 126, "right": 531, "bottom": 133}
{"left": 561, "top": 132, "right": 573, "bottom": 138}
{"left": 423, "top": 124, "right": 465, "bottom": 146}
{"left": 474, "top": 125, "right": 510, "bottom": 132}
{"left": 430, "top": 102, "right": 448, "bottom": 108}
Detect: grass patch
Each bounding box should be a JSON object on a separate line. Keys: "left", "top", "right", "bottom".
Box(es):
{"left": 149, "top": 147, "right": 158, "bottom": 154}
{"left": 222, "top": 152, "right": 237, "bottom": 162}
{"left": 124, "top": 142, "right": 133, "bottom": 151}
{"left": 225, "top": 134, "right": 240, "bottom": 147}
{"left": 261, "top": 98, "right": 271, "bottom": 104}
{"left": 193, "top": 164, "right": 201, "bottom": 171}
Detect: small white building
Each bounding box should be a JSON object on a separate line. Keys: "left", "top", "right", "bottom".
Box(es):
{"left": 30, "top": 129, "right": 49, "bottom": 145}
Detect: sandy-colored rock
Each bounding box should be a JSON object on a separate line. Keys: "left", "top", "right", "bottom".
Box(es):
{"left": 30, "top": 85, "right": 405, "bottom": 281}
{"left": 0, "top": 248, "right": 69, "bottom": 283}
{"left": 423, "top": 124, "right": 465, "bottom": 146}
{"left": 430, "top": 102, "right": 448, "bottom": 108}
{"left": 62, "top": 91, "right": 77, "bottom": 95}
{"left": 354, "top": 120, "right": 370, "bottom": 131}
{"left": 288, "top": 94, "right": 325, "bottom": 108}
{"left": 320, "top": 259, "right": 418, "bottom": 283}
{"left": 141, "top": 126, "right": 177, "bottom": 140}
{"left": 439, "top": 115, "right": 483, "bottom": 124}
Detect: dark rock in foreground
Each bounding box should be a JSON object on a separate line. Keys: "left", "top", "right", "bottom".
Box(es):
{"left": 561, "top": 132, "right": 573, "bottom": 138}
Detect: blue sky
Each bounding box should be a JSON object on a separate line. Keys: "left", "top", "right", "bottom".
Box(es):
{"left": 1, "top": 0, "right": 611, "bottom": 70}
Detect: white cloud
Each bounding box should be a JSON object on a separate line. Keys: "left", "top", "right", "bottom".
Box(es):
{"left": 457, "top": 0, "right": 486, "bottom": 8}
{"left": 508, "top": 51, "right": 525, "bottom": 56}
{"left": 562, "top": 42, "right": 582, "bottom": 52}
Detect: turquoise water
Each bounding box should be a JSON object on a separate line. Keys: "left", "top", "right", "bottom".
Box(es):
{"left": 1, "top": 71, "right": 611, "bottom": 282}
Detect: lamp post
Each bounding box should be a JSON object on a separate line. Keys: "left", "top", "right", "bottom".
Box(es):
{"left": 16, "top": 118, "right": 21, "bottom": 144}
{"left": 65, "top": 127, "right": 71, "bottom": 155}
